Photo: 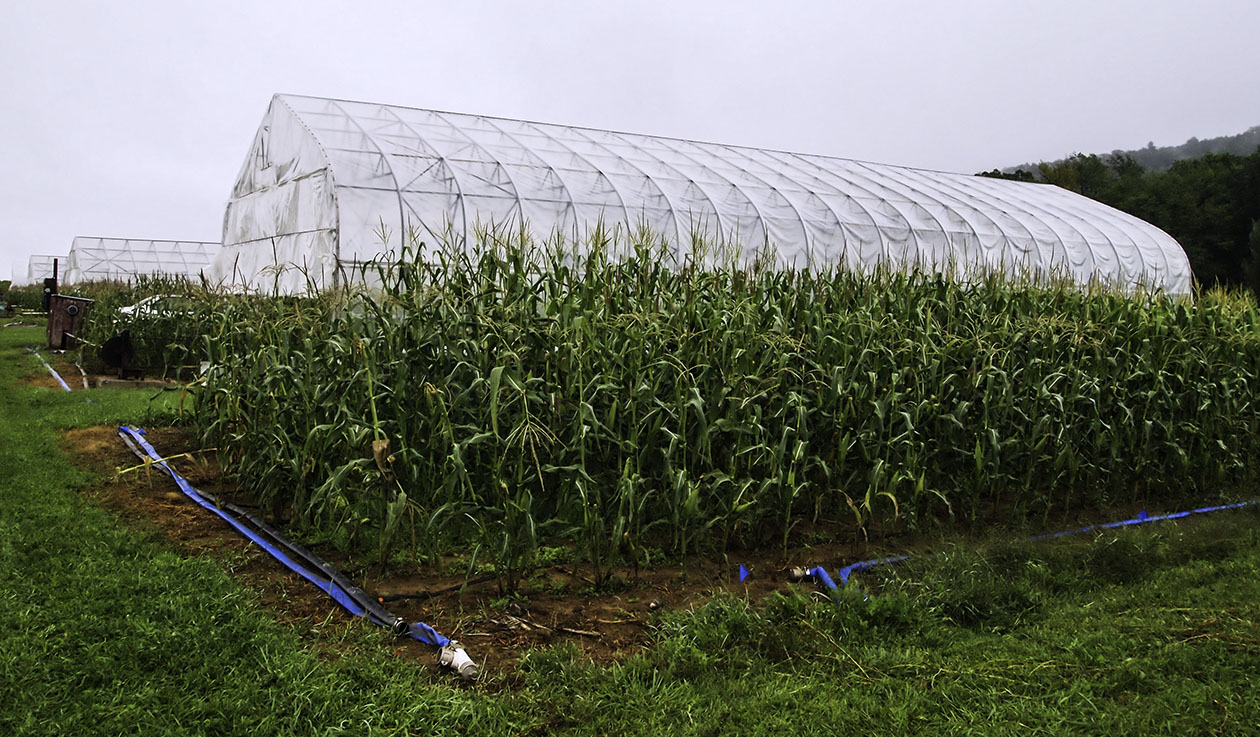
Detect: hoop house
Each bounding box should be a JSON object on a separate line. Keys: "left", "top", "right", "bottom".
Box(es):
{"left": 24, "top": 254, "right": 67, "bottom": 286}
{"left": 217, "top": 93, "right": 1193, "bottom": 295}
{"left": 64, "top": 238, "right": 220, "bottom": 284}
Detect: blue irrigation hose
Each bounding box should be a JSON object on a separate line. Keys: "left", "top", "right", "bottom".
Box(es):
{"left": 835, "top": 556, "right": 912, "bottom": 586}
{"left": 789, "top": 565, "right": 846, "bottom": 601}
{"left": 27, "top": 347, "right": 72, "bottom": 391}
{"left": 116, "top": 425, "right": 451, "bottom": 648}
{"left": 807, "top": 566, "right": 838, "bottom": 592}
{"left": 1028, "top": 501, "right": 1260, "bottom": 541}
{"left": 799, "top": 499, "right": 1260, "bottom": 596}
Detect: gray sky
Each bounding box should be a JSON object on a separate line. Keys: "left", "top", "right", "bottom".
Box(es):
{"left": 3, "top": 0, "right": 1258, "bottom": 282}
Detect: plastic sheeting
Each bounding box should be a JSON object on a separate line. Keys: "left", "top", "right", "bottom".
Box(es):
{"left": 23, "top": 254, "right": 66, "bottom": 286}
{"left": 65, "top": 237, "right": 220, "bottom": 284}
{"left": 217, "top": 93, "right": 1194, "bottom": 295}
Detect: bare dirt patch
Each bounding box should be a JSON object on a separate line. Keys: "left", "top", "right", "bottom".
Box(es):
{"left": 20, "top": 347, "right": 81, "bottom": 390}
{"left": 63, "top": 420, "right": 1192, "bottom": 679}
{"left": 16, "top": 338, "right": 183, "bottom": 392}
{"left": 20, "top": 368, "right": 65, "bottom": 391}
{"left": 61, "top": 424, "right": 885, "bottom": 676}
{"left": 64, "top": 426, "right": 346, "bottom": 633}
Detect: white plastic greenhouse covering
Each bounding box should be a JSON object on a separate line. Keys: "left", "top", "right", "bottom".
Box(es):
{"left": 24, "top": 254, "right": 67, "bottom": 286}
{"left": 216, "top": 94, "right": 1193, "bottom": 295}
{"left": 65, "top": 238, "right": 220, "bottom": 284}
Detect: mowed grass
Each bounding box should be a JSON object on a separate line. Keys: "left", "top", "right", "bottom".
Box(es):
{"left": 3, "top": 324, "right": 1260, "bottom": 735}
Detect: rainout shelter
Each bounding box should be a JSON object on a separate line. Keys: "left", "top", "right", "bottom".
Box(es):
{"left": 23, "top": 254, "right": 67, "bottom": 286}
{"left": 64, "top": 238, "right": 220, "bottom": 284}
{"left": 216, "top": 93, "right": 1193, "bottom": 295}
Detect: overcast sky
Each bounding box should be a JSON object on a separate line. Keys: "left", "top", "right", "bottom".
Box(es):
{"left": 3, "top": 0, "right": 1258, "bottom": 282}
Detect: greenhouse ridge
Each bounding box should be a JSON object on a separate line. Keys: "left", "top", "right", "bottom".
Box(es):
{"left": 215, "top": 93, "right": 1192, "bottom": 294}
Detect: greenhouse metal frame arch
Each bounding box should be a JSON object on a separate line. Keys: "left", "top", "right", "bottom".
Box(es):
{"left": 65, "top": 237, "right": 221, "bottom": 284}
{"left": 216, "top": 93, "right": 1193, "bottom": 295}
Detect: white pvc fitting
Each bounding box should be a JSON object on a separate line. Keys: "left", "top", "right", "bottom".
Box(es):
{"left": 438, "top": 641, "right": 479, "bottom": 680}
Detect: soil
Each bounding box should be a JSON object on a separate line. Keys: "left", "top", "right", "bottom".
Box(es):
{"left": 20, "top": 343, "right": 184, "bottom": 393}
{"left": 16, "top": 342, "right": 160, "bottom": 393}
{"left": 19, "top": 346, "right": 81, "bottom": 391}
{"left": 63, "top": 423, "right": 880, "bottom": 679}
{"left": 57, "top": 404, "right": 1201, "bottom": 680}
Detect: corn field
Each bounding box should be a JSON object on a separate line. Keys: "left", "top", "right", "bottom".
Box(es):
{"left": 187, "top": 230, "right": 1260, "bottom": 591}
{"left": 74, "top": 275, "right": 221, "bottom": 378}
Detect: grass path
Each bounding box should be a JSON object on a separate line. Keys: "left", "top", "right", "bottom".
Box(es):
{"left": 2, "top": 325, "right": 1259, "bottom": 735}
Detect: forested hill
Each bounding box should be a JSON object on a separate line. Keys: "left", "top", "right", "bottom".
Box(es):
{"left": 978, "top": 143, "right": 1260, "bottom": 296}
{"left": 1004, "top": 125, "right": 1260, "bottom": 175}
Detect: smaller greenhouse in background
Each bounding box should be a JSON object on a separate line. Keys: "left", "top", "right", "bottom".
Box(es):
{"left": 22, "top": 254, "right": 68, "bottom": 286}
{"left": 64, "top": 237, "right": 220, "bottom": 284}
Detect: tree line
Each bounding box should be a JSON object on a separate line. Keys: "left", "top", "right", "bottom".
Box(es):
{"left": 1005, "top": 126, "right": 1260, "bottom": 174}
{"left": 979, "top": 147, "right": 1260, "bottom": 295}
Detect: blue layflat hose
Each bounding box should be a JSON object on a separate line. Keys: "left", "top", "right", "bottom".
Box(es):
{"left": 27, "top": 347, "right": 72, "bottom": 391}
{"left": 800, "top": 499, "right": 1259, "bottom": 598}
{"left": 116, "top": 425, "right": 450, "bottom": 648}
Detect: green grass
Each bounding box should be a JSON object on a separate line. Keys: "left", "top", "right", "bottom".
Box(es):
{"left": 3, "top": 324, "right": 1260, "bottom": 735}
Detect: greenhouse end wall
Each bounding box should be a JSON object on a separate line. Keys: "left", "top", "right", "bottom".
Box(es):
{"left": 23, "top": 254, "right": 66, "bottom": 286}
